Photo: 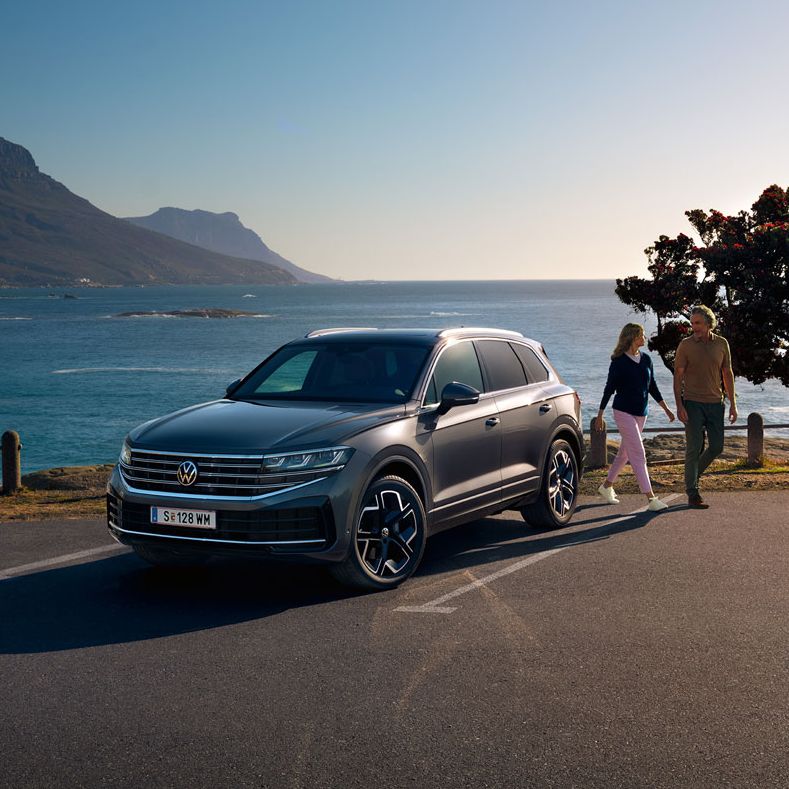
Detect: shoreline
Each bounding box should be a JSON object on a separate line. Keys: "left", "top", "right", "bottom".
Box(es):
{"left": 2, "top": 435, "right": 788, "bottom": 522}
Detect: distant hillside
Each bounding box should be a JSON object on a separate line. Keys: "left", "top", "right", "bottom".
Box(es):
{"left": 126, "top": 207, "right": 332, "bottom": 284}
{"left": 0, "top": 137, "right": 296, "bottom": 287}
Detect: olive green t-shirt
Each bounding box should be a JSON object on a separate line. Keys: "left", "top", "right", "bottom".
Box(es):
{"left": 675, "top": 333, "right": 732, "bottom": 403}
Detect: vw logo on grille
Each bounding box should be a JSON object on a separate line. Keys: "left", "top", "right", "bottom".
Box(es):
{"left": 176, "top": 460, "right": 198, "bottom": 487}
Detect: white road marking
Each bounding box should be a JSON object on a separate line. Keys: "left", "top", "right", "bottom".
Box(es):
{"left": 396, "top": 494, "right": 679, "bottom": 614}
{"left": 0, "top": 544, "right": 130, "bottom": 581}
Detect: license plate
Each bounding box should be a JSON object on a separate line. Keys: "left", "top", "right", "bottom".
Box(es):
{"left": 150, "top": 506, "right": 216, "bottom": 529}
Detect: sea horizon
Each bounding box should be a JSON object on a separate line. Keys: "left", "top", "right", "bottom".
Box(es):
{"left": 1, "top": 280, "right": 786, "bottom": 472}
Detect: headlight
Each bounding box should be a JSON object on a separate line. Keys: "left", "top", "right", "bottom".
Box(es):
{"left": 120, "top": 441, "right": 132, "bottom": 466}
{"left": 261, "top": 446, "right": 353, "bottom": 473}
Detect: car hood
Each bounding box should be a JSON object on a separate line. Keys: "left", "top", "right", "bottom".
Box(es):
{"left": 128, "top": 399, "right": 406, "bottom": 454}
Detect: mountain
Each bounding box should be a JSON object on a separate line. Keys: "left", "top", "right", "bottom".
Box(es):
{"left": 126, "top": 207, "right": 332, "bottom": 284}
{"left": 0, "top": 137, "right": 296, "bottom": 287}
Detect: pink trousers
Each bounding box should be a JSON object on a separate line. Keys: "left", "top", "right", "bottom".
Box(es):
{"left": 607, "top": 409, "right": 652, "bottom": 494}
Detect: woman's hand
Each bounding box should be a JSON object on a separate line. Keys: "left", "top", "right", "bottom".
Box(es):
{"left": 593, "top": 415, "right": 605, "bottom": 432}
{"left": 665, "top": 408, "right": 676, "bottom": 423}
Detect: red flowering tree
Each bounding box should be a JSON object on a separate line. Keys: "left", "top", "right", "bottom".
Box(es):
{"left": 615, "top": 185, "right": 789, "bottom": 386}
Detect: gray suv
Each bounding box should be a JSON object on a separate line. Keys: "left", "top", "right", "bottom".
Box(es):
{"left": 107, "top": 328, "right": 584, "bottom": 589}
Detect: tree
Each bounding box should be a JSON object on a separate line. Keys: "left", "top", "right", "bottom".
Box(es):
{"left": 615, "top": 185, "right": 789, "bottom": 386}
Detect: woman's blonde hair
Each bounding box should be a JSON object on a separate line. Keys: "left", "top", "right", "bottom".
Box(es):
{"left": 611, "top": 323, "right": 644, "bottom": 359}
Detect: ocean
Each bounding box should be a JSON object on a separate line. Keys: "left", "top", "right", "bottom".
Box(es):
{"left": 1, "top": 280, "right": 787, "bottom": 472}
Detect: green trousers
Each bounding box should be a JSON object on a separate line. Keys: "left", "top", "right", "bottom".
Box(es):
{"left": 684, "top": 400, "right": 725, "bottom": 496}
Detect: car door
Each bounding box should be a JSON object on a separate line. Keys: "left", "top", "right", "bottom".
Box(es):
{"left": 475, "top": 339, "right": 549, "bottom": 502}
{"left": 417, "top": 339, "right": 502, "bottom": 527}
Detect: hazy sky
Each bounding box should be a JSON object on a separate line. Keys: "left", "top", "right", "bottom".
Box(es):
{"left": 3, "top": 0, "right": 789, "bottom": 280}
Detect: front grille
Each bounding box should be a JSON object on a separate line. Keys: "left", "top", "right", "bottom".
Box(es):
{"left": 120, "top": 450, "right": 337, "bottom": 498}
{"left": 107, "top": 494, "right": 334, "bottom": 545}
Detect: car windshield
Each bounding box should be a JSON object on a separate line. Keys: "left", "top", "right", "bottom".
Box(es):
{"left": 232, "top": 341, "right": 432, "bottom": 403}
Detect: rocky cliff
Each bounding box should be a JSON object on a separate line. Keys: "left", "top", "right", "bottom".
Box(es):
{"left": 0, "top": 138, "right": 296, "bottom": 287}
{"left": 126, "top": 207, "right": 332, "bottom": 284}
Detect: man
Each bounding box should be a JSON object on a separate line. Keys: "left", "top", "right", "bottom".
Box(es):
{"left": 673, "top": 305, "right": 737, "bottom": 509}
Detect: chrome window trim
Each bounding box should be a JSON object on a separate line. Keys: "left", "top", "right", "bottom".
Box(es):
{"left": 476, "top": 337, "right": 556, "bottom": 391}
{"left": 418, "top": 338, "right": 486, "bottom": 407}
{"left": 416, "top": 335, "right": 554, "bottom": 405}
{"left": 120, "top": 476, "right": 327, "bottom": 501}
{"left": 111, "top": 525, "right": 326, "bottom": 546}
{"left": 509, "top": 340, "right": 555, "bottom": 382}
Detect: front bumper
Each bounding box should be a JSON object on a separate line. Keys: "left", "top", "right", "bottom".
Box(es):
{"left": 107, "top": 460, "right": 359, "bottom": 564}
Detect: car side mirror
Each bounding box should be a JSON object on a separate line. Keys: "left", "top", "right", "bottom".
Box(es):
{"left": 436, "top": 382, "right": 480, "bottom": 415}
{"left": 225, "top": 378, "right": 242, "bottom": 398}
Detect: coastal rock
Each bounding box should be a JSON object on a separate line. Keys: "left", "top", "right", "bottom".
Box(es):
{"left": 114, "top": 308, "right": 268, "bottom": 318}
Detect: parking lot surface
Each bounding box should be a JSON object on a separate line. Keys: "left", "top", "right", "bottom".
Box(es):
{"left": 2, "top": 491, "right": 788, "bottom": 788}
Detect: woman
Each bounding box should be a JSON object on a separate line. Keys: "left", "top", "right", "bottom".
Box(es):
{"left": 595, "top": 323, "right": 675, "bottom": 510}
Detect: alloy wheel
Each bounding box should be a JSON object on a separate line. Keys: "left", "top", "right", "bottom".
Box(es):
{"left": 548, "top": 448, "right": 576, "bottom": 518}
{"left": 356, "top": 487, "right": 420, "bottom": 579}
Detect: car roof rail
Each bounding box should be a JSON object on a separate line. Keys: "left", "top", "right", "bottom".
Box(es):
{"left": 305, "top": 327, "right": 379, "bottom": 338}
{"left": 437, "top": 327, "right": 525, "bottom": 339}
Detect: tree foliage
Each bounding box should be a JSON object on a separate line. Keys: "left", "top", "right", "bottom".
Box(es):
{"left": 615, "top": 185, "right": 789, "bottom": 386}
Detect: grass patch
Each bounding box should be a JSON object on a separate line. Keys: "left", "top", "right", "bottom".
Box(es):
{"left": 0, "top": 488, "right": 106, "bottom": 521}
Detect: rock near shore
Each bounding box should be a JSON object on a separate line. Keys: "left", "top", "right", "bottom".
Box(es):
{"left": 114, "top": 308, "right": 269, "bottom": 319}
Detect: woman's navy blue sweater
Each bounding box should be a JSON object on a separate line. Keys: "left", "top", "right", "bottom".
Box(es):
{"left": 599, "top": 352, "right": 664, "bottom": 416}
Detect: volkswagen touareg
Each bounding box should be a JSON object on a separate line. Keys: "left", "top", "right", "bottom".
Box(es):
{"left": 107, "top": 328, "right": 584, "bottom": 589}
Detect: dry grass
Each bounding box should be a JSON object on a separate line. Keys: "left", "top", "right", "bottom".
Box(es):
{"left": 581, "top": 434, "right": 789, "bottom": 495}
{"left": 580, "top": 459, "right": 789, "bottom": 496}
{"left": 2, "top": 447, "right": 788, "bottom": 522}
{"left": 0, "top": 465, "right": 111, "bottom": 521}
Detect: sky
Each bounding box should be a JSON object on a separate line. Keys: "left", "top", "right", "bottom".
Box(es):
{"left": 3, "top": 0, "right": 789, "bottom": 281}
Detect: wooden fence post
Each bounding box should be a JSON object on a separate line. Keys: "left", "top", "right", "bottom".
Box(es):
{"left": 2, "top": 430, "right": 22, "bottom": 495}
{"left": 588, "top": 417, "right": 607, "bottom": 469}
{"left": 747, "top": 412, "right": 764, "bottom": 467}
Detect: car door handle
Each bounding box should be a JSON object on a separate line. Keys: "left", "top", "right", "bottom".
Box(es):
{"left": 539, "top": 403, "right": 552, "bottom": 413}
{"left": 485, "top": 417, "right": 500, "bottom": 427}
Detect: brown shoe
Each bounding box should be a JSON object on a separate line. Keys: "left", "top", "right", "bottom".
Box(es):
{"left": 688, "top": 493, "right": 709, "bottom": 509}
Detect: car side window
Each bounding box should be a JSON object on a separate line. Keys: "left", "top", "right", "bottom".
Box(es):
{"left": 424, "top": 341, "right": 484, "bottom": 405}
{"left": 511, "top": 343, "right": 550, "bottom": 383}
{"left": 475, "top": 340, "right": 528, "bottom": 391}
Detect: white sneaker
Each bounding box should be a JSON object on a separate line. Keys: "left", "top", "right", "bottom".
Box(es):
{"left": 598, "top": 484, "right": 620, "bottom": 504}
{"left": 647, "top": 497, "right": 668, "bottom": 512}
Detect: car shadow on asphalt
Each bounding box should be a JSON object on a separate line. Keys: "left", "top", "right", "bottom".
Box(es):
{"left": 1, "top": 505, "right": 666, "bottom": 655}
{"left": 0, "top": 555, "right": 355, "bottom": 655}
{"left": 416, "top": 504, "right": 664, "bottom": 579}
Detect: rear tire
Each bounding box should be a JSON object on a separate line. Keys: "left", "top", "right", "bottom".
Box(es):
{"left": 132, "top": 543, "right": 208, "bottom": 568}
{"left": 330, "top": 475, "right": 427, "bottom": 591}
{"left": 520, "top": 439, "right": 579, "bottom": 529}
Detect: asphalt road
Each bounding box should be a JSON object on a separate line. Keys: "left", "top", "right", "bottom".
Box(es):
{"left": 1, "top": 492, "right": 788, "bottom": 788}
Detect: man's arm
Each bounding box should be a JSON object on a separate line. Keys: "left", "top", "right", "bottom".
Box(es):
{"left": 723, "top": 367, "right": 737, "bottom": 423}
{"left": 674, "top": 360, "right": 687, "bottom": 423}
{"left": 721, "top": 338, "right": 737, "bottom": 423}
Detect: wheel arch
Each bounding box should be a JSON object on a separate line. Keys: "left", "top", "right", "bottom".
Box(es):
{"left": 543, "top": 419, "right": 584, "bottom": 477}
{"left": 366, "top": 450, "right": 432, "bottom": 513}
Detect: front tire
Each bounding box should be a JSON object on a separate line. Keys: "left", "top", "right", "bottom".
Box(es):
{"left": 330, "top": 475, "right": 427, "bottom": 591}
{"left": 520, "top": 439, "right": 579, "bottom": 529}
